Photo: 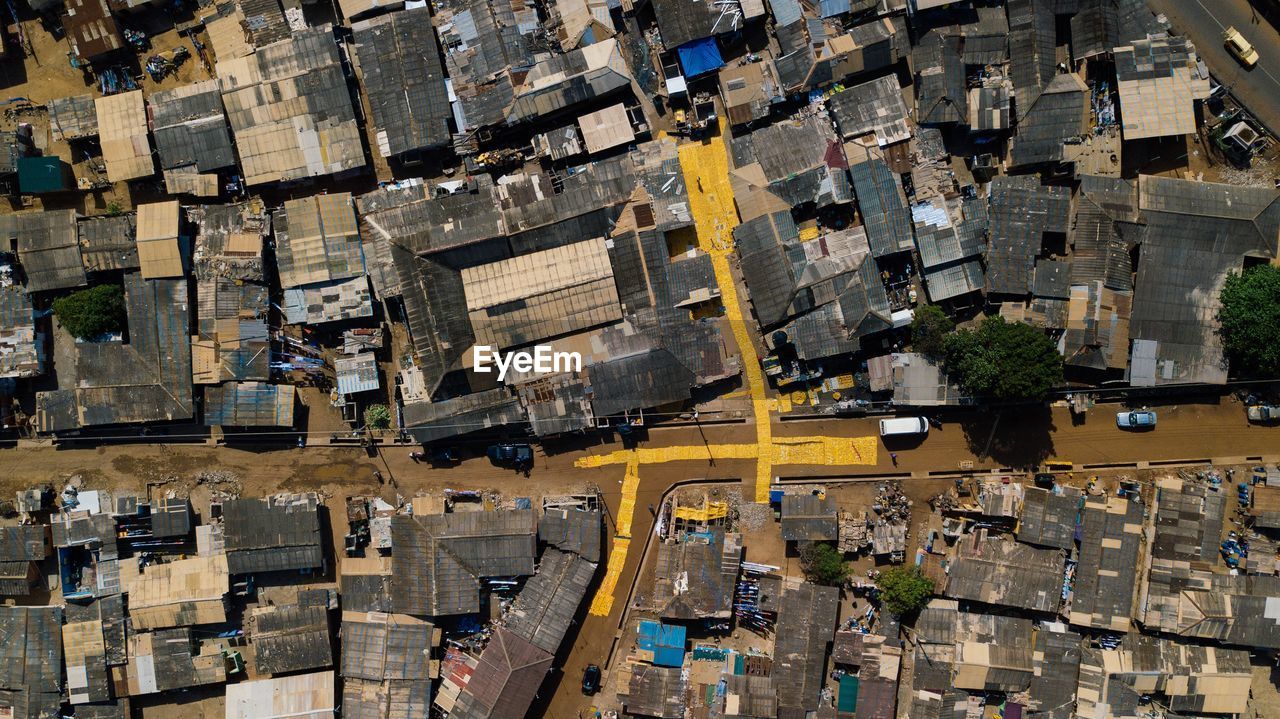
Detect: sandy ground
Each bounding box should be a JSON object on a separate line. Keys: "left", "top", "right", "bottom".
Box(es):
{"left": 6, "top": 397, "right": 1280, "bottom": 716}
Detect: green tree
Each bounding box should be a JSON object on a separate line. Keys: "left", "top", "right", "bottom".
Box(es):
{"left": 1218, "top": 265, "right": 1280, "bottom": 378}
{"left": 364, "top": 404, "right": 392, "bottom": 430}
{"left": 875, "top": 565, "right": 934, "bottom": 616}
{"left": 52, "top": 284, "right": 126, "bottom": 340}
{"left": 943, "top": 316, "right": 1063, "bottom": 401}
{"left": 799, "top": 542, "right": 848, "bottom": 586}
{"left": 910, "top": 304, "right": 955, "bottom": 358}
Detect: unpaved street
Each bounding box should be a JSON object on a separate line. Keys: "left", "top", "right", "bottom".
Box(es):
{"left": 5, "top": 395, "right": 1279, "bottom": 718}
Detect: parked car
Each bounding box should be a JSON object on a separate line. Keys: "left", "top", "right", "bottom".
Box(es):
{"left": 1247, "top": 404, "right": 1280, "bottom": 423}
{"left": 581, "top": 664, "right": 601, "bottom": 695}
{"left": 1116, "top": 410, "right": 1157, "bottom": 429}
{"left": 1223, "top": 27, "right": 1259, "bottom": 67}
{"left": 487, "top": 443, "right": 533, "bottom": 470}
{"left": 428, "top": 447, "right": 462, "bottom": 466}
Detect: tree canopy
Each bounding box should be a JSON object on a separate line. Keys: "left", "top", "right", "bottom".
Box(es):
{"left": 875, "top": 565, "right": 934, "bottom": 616}
{"left": 364, "top": 404, "right": 393, "bottom": 430}
{"left": 1218, "top": 265, "right": 1280, "bottom": 378}
{"left": 52, "top": 284, "right": 126, "bottom": 340}
{"left": 943, "top": 316, "right": 1063, "bottom": 401}
{"left": 799, "top": 542, "right": 848, "bottom": 586}
{"left": 910, "top": 304, "right": 955, "bottom": 358}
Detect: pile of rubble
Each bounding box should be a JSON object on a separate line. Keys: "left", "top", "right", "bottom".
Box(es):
{"left": 870, "top": 483, "right": 910, "bottom": 563}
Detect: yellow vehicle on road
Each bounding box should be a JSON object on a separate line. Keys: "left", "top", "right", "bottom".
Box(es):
{"left": 1223, "top": 26, "right": 1260, "bottom": 67}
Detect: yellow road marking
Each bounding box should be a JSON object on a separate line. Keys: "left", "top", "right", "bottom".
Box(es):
{"left": 678, "top": 120, "right": 779, "bottom": 502}
{"left": 575, "top": 436, "right": 878, "bottom": 469}
{"left": 580, "top": 128, "right": 886, "bottom": 625}
{"left": 580, "top": 436, "right": 878, "bottom": 617}
{"left": 769, "top": 436, "right": 879, "bottom": 466}
{"left": 587, "top": 460, "right": 642, "bottom": 617}
{"left": 589, "top": 537, "right": 630, "bottom": 616}
{"left": 615, "top": 460, "right": 641, "bottom": 538}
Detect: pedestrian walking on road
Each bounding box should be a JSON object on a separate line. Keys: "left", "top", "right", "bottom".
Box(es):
{"left": 890, "top": 452, "right": 898, "bottom": 466}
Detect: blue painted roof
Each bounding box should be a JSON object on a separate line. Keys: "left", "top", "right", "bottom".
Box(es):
{"left": 637, "top": 620, "right": 687, "bottom": 667}
{"left": 819, "top": 0, "right": 850, "bottom": 17}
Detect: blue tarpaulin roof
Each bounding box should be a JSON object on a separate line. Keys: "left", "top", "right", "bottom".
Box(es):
{"left": 637, "top": 620, "right": 687, "bottom": 667}
{"left": 677, "top": 37, "right": 724, "bottom": 78}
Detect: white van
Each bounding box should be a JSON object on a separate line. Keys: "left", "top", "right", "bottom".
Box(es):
{"left": 879, "top": 417, "right": 929, "bottom": 437}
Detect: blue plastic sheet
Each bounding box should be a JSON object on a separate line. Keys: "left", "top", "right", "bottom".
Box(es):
{"left": 677, "top": 37, "right": 724, "bottom": 78}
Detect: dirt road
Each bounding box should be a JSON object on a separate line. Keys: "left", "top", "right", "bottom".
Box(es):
{"left": 6, "top": 396, "right": 1278, "bottom": 718}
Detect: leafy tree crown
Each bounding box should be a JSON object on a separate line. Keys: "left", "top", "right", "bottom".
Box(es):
{"left": 52, "top": 284, "right": 126, "bottom": 340}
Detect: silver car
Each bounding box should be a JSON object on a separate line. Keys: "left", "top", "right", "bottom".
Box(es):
{"left": 1116, "top": 410, "right": 1157, "bottom": 429}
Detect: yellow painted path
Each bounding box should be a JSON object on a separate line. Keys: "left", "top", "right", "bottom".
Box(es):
{"left": 589, "top": 537, "right": 630, "bottom": 615}
{"left": 589, "top": 460, "right": 640, "bottom": 616}
{"left": 575, "top": 436, "right": 879, "bottom": 469}
{"left": 585, "top": 126, "right": 879, "bottom": 617}
{"left": 677, "top": 121, "right": 777, "bottom": 503}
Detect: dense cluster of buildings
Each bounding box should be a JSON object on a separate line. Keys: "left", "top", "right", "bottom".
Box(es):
{"left": 605, "top": 468, "right": 1280, "bottom": 718}
{"left": 0, "top": 0, "right": 1272, "bottom": 440}
{"left": 0, "top": 485, "right": 603, "bottom": 718}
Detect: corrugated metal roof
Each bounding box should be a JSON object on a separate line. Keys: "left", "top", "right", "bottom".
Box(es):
{"left": 504, "top": 549, "right": 596, "bottom": 654}
{"left": 943, "top": 533, "right": 1065, "bottom": 613}
{"left": 275, "top": 193, "right": 364, "bottom": 290}
{"left": 913, "top": 30, "right": 966, "bottom": 125}
{"left": 221, "top": 494, "right": 323, "bottom": 575}
{"left": 402, "top": 387, "right": 526, "bottom": 443}
{"left": 649, "top": 529, "right": 741, "bottom": 619}
{"left": 1069, "top": 497, "right": 1141, "bottom": 631}
{"left": 1008, "top": 0, "right": 1057, "bottom": 122}
{"left": 149, "top": 80, "right": 235, "bottom": 172}
{"left": 1017, "top": 487, "right": 1081, "bottom": 550}
{"left": 985, "top": 175, "right": 1071, "bottom": 296}
{"left": 589, "top": 348, "right": 695, "bottom": 417}
{"left": 773, "top": 582, "right": 839, "bottom": 712}
{"left": 38, "top": 274, "right": 192, "bottom": 431}
{"left": 49, "top": 94, "right": 99, "bottom": 141}
{"left": 204, "top": 383, "right": 295, "bottom": 427}
{"left": 390, "top": 510, "right": 536, "bottom": 616}
{"left": 780, "top": 493, "right": 838, "bottom": 541}
{"left": 651, "top": 0, "right": 734, "bottom": 48}
{"left": 12, "top": 210, "right": 85, "bottom": 292}
{"left": 1010, "top": 73, "right": 1088, "bottom": 167}
{"left": 538, "top": 506, "right": 602, "bottom": 563}
{"left": 829, "top": 75, "right": 911, "bottom": 146}
{"left": 352, "top": 8, "right": 452, "bottom": 157}
{"left": 0, "top": 606, "right": 64, "bottom": 718}
{"left": 851, "top": 159, "right": 913, "bottom": 257}
{"left": 621, "top": 664, "right": 686, "bottom": 718}
{"left": 1130, "top": 176, "right": 1279, "bottom": 385}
